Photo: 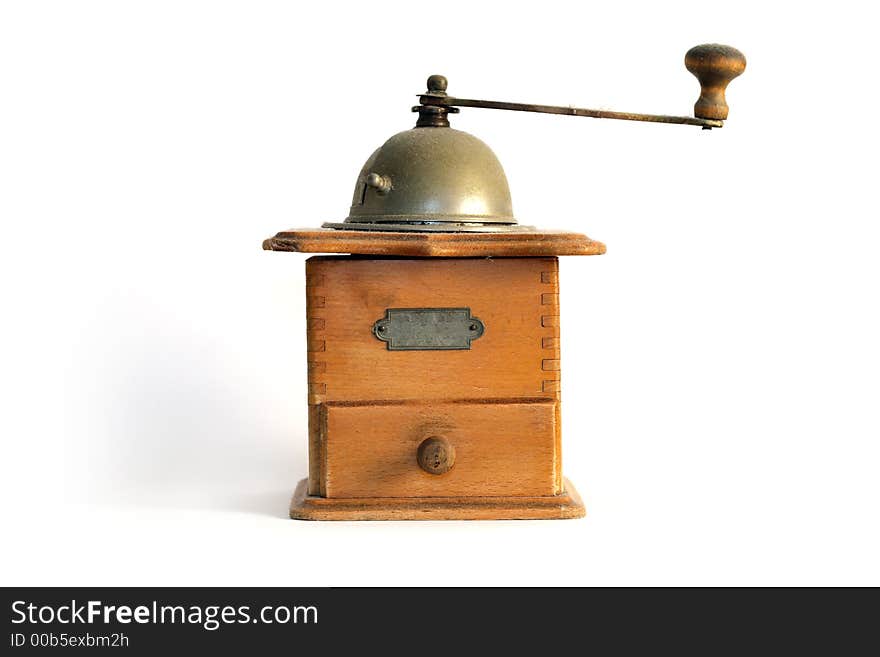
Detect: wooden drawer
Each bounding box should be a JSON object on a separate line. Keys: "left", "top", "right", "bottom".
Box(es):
{"left": 320, "top": 400, "right": 561, "bottom": 498}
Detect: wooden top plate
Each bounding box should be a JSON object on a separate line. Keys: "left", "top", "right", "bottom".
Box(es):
{"left": 262, "top": 228, "right": 606, "bottom": 257}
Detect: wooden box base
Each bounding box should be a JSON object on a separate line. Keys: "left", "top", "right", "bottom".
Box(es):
{"left": 289, "top": 478, "right": 586, "bottom": 521}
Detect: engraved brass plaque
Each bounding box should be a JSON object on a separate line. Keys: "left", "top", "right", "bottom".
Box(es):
{"left": 372, "top": 308, "right": 485, "bottom": 351}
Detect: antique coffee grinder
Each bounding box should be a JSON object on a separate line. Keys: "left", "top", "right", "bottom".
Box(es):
{"left": 264, "top": 44, "right": 745, "bottom": 520}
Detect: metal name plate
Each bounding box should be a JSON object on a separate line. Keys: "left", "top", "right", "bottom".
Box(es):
{"left": 373, "top": 308, "right": 485, "bottom": 351}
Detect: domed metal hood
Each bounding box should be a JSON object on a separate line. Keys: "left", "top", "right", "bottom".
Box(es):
{"left": 323, "top": 126, "right": 526, "bottom": 233}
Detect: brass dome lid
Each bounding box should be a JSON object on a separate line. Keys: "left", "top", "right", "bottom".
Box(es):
{"left": 323, "top": 127, "right": 527, "bottom": 233}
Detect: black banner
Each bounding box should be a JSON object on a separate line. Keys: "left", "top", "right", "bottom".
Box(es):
{"left": 1, "top": 587, "right": 873, "bottom": 652}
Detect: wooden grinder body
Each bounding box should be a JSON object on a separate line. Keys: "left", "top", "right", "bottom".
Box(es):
{"left": 291, "top": 255, "right": 585, "bottom": 520}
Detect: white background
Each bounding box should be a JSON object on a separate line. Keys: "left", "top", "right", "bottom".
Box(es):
{"left": 2, "top": 1, "right": 878, "bottom": 586}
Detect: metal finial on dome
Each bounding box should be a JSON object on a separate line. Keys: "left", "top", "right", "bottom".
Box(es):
{"left": 413, "top": 74, "right": 459, "bottom": 128}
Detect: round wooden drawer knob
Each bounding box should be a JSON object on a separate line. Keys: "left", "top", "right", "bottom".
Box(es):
{"left": 417, "top": 436, "right": 455, "bottom": 475}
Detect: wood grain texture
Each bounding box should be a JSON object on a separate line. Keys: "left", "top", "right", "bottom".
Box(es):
{"left": 322, "top": 400, "right": 559, "bottom": 498}
{"left": 685, "top": 44, "right": 747, "bottom": 121}
{"left": 264, "top": 228, "right": 605, "bottom": 257}
{"left": 294, "top": 254, "right": 586, "bottom": 519}
{"left": 290, "top": 477, "right": 585, "bottom": 521}
{"left": 304, "top": 257, "right": 561, "bottom": 405}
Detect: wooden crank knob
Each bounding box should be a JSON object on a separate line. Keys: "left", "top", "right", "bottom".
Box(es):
{"left": 685, "top": 44, "right": 746, "bottom": 121}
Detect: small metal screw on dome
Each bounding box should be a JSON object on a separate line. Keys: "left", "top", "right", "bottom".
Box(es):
{"left": 365, "top": 173, "right": 392, "bottom": 195}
